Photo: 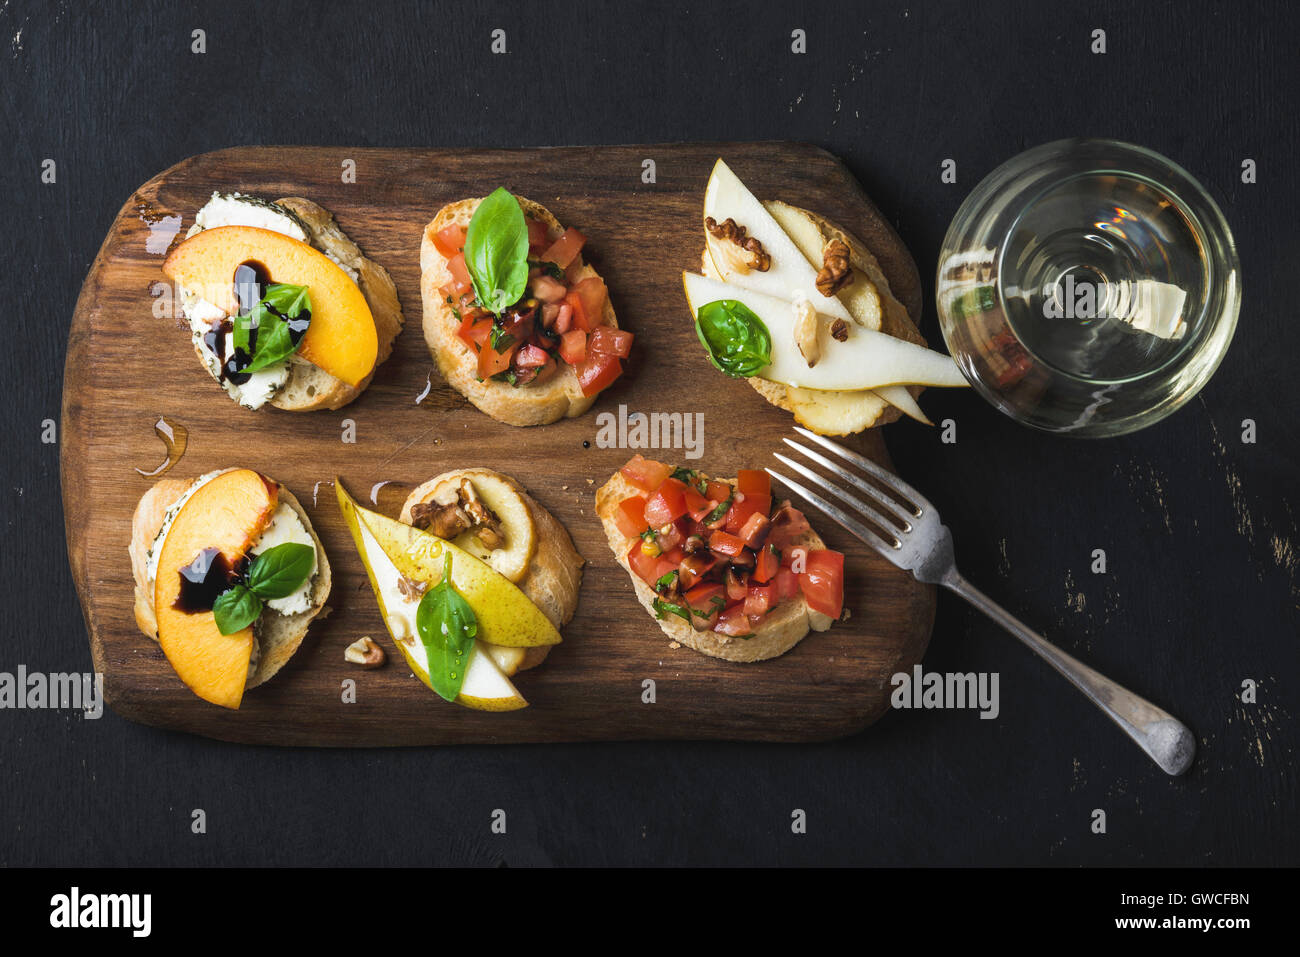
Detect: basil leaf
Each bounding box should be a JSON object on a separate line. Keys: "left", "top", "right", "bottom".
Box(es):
{"left": 245, "top": 542, "right": 316, "bottom": 600}
{"left": 213, "top": 584, "right": 262, "bottom": 635}
{"left": 489, "top": 323, "right": 515, "bottom": 352}
{"left": 653, "top": 570, "right": 678, "bottom": 594}
{"left": 464, "top": 187, "right": 529, "bottom": 318}
{"left": 232, "top": 301, "right": 264, "bottom": 354}
{"left": 705, "top": 494, "right": 733, "bottom": 524}
{"left": 416, "top": 552, "right": 479, "bottom": 703}
{"left": 262, "top": 283, "right": 310, "bottom": 316}
{"left": 244, "top": 317, "right": 296, "bottom": 372}
{"left": 694, "top": 299, "right": 772, "bottom": 378}
{"left": 652, "top": 597, "right": 691, "bottom": 624}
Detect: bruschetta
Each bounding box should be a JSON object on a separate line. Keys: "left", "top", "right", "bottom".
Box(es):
{"left": 596, "top": 455, "right": 844, "bottom": 662}
{"left": 162, "top": 192, "right": 403, "bottom": 411}
{"left": 129, "top": 468, "right": 331, "bottom": 709}
{"left": 420, "top": 189, "right": 631, "bottom": 426}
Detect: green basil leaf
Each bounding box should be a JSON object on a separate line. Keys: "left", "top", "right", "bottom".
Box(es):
{"left": 489, "top": 323, "right": 515, "bottom": 352}
{"left": 243, "top": 317, "right": 296, "bottom": 373}
{"left": 245, "top": 542, "right": 316, "bottom": 599}
{"left": 705, "top": 494, "right": 733, "bottom": 524}
{"left": 529, "top": 259, "right": 565, "bottom": 281}
{"left": 694, "top": 299, "right": 772, "bottom": 378}
{"left": 213, "top": 584, "right": 262, "bottom": 635}
{"left": 262, "top": 283, "right": 310, "bottom": 316}
{"left": 653, "top": 570, "right": 678, "bottom": 594}
{"left": 464, "top": 187, "right": 529, "bottom": 318}
{"left": 652, "top": 597, "right": 691, "bottom": 624}
{"left": 416, "top": 551, "right": 479, "bottom": 703}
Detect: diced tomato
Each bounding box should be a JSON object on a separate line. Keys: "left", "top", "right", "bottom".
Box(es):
{"left": 531, "top": 355, "right": 559, "bottom": 386}
{"left": 683, "top": 485, "right": 712, "bottom": 522}
{"left": 434, "top": 225, "right": 468, "bottom": 259}
{"left": 799, "top": 549, "right": 845, "bottom": 619}
{"left": 736, "top": 470, "right": 770, "bottom": 498}
{"left": 557, "top": 329, "right": 587, "bottom": 365}
{"left": 705, "top": 480, "right": 731, "bottom": 502}
{"left": 753, "top": 543, "right": 781, "bottom": 584}
{"left": 620, "top": 455, "right": 671, "bottom": 492}
{"left": 724, "top": 492, "right": 771, "bottom": 536}
{"left": 477, "top": 339, "right": 516, "bottom": 379}
{"left": 499, "top": 307, "right": 535, "bottom": 345}
{"left": 744, "top": 584, "right": 775, "bottom": 619}
{"left": 526, "top": 217, "right": 550, "bottom": 250}
{"left": 628, "top": 541, "right": 676, "bottom": 586}
{"left": 661, "top": 545, "right": 685, "bottom": 568}
{"left": 446, "top": 252, "right": 473, "bottom": 294}
{"left": 573, "top": 276, "right": 608, "bottom": 325}
{"left": 738, "top": 511, "right": 772, "bottom": 550}
{"left": 615, "top": 496, "right": 649, "bottom": 538}
{"left": 768, "top": 503, "right": 814, "bottom": 550}
{"left": 644, "top": 477, "right": 691, "bottom": 528}
{"left": 563, "top": 290, "right": 590, "bottom": 332}
{"left": 708, "top": 530, "right": 747, "bottom": 559}
{"left": 774, "top": 568, "right": 800, "bottom": 601}
{"left": 541, "top": 227, "right": 586, "bottom": 269}
{"left": 514, "top": 344, "right": 550, "bottom": 369}
{"left": 714, "top": 605, "right": 753, "bottom": 636}
{"left": 684, "top": 583, "right": 725, "bottom": 619}
{"left": 575, "top": 350, "right": 623, "bottom": 397}
{"left": 588, "top": 326, "right": 633, "bottom": 358}
{"left": 457, "top": 315, "right": 494, "bottom": 350}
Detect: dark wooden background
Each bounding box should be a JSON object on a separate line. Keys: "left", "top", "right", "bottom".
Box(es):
{"left": 2, "top": 0, "right": 1296, "bottom": 866}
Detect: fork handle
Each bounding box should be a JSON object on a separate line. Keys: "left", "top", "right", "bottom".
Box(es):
{"left": 943, "top": 571, "right": 1196, "bottom": 776}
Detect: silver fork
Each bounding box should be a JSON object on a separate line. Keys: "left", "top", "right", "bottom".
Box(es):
{"left": 768, "top": 426, "right": 1196, "bottom": 776}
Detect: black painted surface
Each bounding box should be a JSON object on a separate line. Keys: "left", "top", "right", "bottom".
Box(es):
{"left": 1, "top": 0, "right": 1295, "bottom": 866}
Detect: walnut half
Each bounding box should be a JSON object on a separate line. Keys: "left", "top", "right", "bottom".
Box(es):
{"left": 344, "top": 636, "right": 386, "bottom": 669}
{"left": 815, "top": 238, "right": 854, "bottom": 297}
{"left": 705, "top": 216, "right": 771, "bottom": 273}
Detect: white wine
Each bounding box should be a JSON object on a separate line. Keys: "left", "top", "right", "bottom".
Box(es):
{"left": 938, "top": 140, "right": 1239, "bottom": 436}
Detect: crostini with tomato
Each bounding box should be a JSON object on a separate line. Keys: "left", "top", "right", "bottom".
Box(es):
{"left": 595, "top": 455, "right": 845, "bottom": 662}
{"left": 421, "top": 188, "right": 632, "bottom": 426}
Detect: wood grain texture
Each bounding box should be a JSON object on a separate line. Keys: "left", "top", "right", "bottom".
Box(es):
{"left": 61, "top": 143, "right": 935, "bottom": 746}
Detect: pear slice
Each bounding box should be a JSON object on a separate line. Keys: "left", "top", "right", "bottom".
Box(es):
{"left": 483, "top": 643, "right": 527, "bottom": 677}
{"left": 684, "top": 272, "right": 967, "bottom": 391}
{"left": 872, "top": 384, "right": 933, "bottom": 426}
{"left": 403, "top": 471, "right": 536, "bottom": 583}
{"left": 703, "top": 159, "right": 855, "bottom": 323}
{"left": 337, "top": 483, "right": 531, "bottom": 711}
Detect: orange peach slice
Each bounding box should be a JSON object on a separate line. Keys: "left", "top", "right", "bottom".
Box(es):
{"left": 153, "top": 469, "right": 279, "bottom": 709}
{"left": 163, "top": 225, "right": 378, "bottom": 386}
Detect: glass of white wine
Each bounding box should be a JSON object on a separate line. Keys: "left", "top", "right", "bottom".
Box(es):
{"left": 937, "top": 139, "right": 1240, "bottom": 437}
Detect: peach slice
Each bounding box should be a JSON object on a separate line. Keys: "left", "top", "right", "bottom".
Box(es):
{"left": 163, "top": 225, "right": 378, "bottom": 387}
{"left": 153, "top": 469, "right": 279, "bottom": 709}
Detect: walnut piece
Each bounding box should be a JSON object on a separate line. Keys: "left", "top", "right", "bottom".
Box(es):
{"left": 815, "top": 238, "right": 854, "bottom": 297}
{"left": 705, "top": 216, "right": 771, "bottom": 273}
{"left": 408, "top": 479, "right": 506, "bottom": 552}
{"left": 396, "top": 575, "right": 428, "bottom": 602}
{"left": 830, "top": 318, "right": 849, "bottom": 342}
{"left": 344, "top": 636, "right": 386, "bottom": 669}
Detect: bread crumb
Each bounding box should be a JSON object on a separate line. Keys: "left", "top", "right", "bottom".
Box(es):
{"left": 586, "top": 478, "right": 594, "bottom": 485}
{"left": 668, "top": 641, "right": 681, "bottom": 650}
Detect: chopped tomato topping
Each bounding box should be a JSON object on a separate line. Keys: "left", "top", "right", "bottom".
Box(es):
{"left": 799, "top": 549, "right": 845, "bottom": 619}
{"left": 558, "top": 329, "right": 587, "bottom": 365}
{"left": 514, "top": 344, "right": 550, "bottom": 368}
{"left": 614, "top": 496, "right": 649, "bottom": 537}
{"left": 736, "top": 470, "right": 771, "bottom": 498}
{"left": 683, "top": 485, "right": 712, "bottom": 522}
{"left": 575, "top": 350, "right": 623, "bottom": 397}
{"left": 573, "top": 276, "right": 608, "bottom": 325}
{"left": 684, "top": 583, "right": 725, "bottom": 623}
{"left": 434, "top": 225, "right": 467, "bottom": 259}
{"left": 457, "top": 315, "right": 494, "bottom": 350}
{"left": 446, "top": 252, "right": 473, "bottom": 293}
{"left": 477, "top": 339, "right": 516, "bottom": 379}
{"left": 774, "top": 567, "right": 801, "bottom": 601}
{"left": 714, "top": 605, "right": 753, "bottom": 636}
{"left": 705, "top": 480, "right": 731, "bottom": 502}
{"left": 588, "top": 326, "right": 634, "bottom": 358}
{"left": 644, "top": 478, "right": 692, "bottom": 527}
{"left": 752, "top": 544, "right": 781, "bottom": 584}
{"left": 627, "top": 541, "right": 675, "bottom": 586}
{"left": 563, "top": 290, "right": 590, "bottom": 333}
{"left": 744, "top": 583, "right": 776, "bottom": 619}
{"left": 541, "top": 227, "right": 586, "bottom": 269}
{"left": 526, "top": 217, "right": 550, "bottom": 250}
{"left": 724, "top": 492, "right": 771, "bottom": 536}
{"left": 620, "top": 455, "right": 672, "bottom": 491}
{"left": 707, "top": 530, "right": 747, "bottom": 559}
{"left": 678, "top": 553, "right": 717, "bottom": 590}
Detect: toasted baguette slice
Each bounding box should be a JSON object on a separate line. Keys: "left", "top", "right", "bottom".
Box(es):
{"left": 707, "top": 201, "right": 926, "bottom": 435}
{"left": 420, "top": 196, "right": 619, "bottom": 426}
{"left": 128, "top": 472, "right": 331, "bottom": 689}
{"left": 595, "top": 471, "right": 833, "bottom": 662}
{"left": 268, "top": 197, "right": 404, "bottom": 411}
{"left": 400, "top": 468, "right": 584, "bottom": 672}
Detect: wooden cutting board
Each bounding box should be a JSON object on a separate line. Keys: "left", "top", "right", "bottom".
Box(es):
{"left": 61, "top": 143, "right": 936, "bottom": 746}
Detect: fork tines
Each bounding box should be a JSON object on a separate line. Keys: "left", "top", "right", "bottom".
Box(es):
{"left": 766, "top": 427, "right": 928, "bottom": 559}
